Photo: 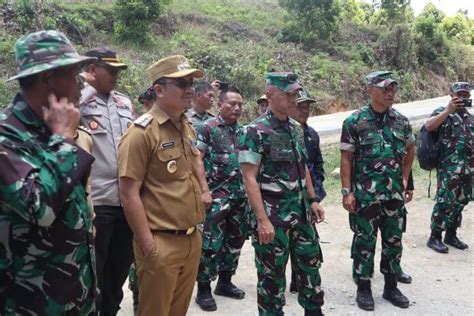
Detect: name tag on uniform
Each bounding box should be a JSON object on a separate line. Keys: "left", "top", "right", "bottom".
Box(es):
{"left": 161, "top": 141, "right": 175, "bottom": 149}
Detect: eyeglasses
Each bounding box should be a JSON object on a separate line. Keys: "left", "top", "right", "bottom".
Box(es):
{"left": 96, "top": 63, "right": 121, "bottom": 76}
{"left": 160, "top": 79, "right": 195, "bottom": 90}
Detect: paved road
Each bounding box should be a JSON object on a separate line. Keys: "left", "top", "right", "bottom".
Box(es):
{"left": 307, "top": 93, "right": 473, "bottom": 144}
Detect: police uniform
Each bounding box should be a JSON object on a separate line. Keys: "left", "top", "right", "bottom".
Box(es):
{"left": 80, "top": 76, "right": 135, "bottom": 313}
{"left": 118, "top": 105, "right": 204, "bottom": 315}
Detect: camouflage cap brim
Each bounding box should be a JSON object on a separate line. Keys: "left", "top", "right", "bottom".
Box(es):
{"left": 7, "top": 55, "right": 95, "bottom": 82}
{"left": 297, "top": 96, "right": 316, "bottom": 104}
{"left": 373, "top": 78, "right": 397, "bottom": 88}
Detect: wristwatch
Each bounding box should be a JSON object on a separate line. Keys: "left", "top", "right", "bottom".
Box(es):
{"left": 341, "top": 188, "right": 351, "bottom": 197}
{"left": 308, "top": 197, "right": 319, "bottom": 205}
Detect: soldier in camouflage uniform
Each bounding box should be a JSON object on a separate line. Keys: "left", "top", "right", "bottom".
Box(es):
{"left": 185, "top": 81, "right": 216, "bottom": 126}
{"left": 239, "top": 73, "right": 325, "bottom": 316}
{"left": 194, "top": 87, "right": 248, "bottom": 311}
{"left": 340, "top": 71, "right": 415, "bottom": 311}
{"left": 425, "top": 82, "right": 473, "bottom": 253}
{"left": 0, "top": 30, "right": 97, "bottom": 315}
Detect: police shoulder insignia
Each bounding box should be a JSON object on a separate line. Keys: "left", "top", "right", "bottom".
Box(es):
{"left": 134, "top": 114, "right": 154, "bottom": 128}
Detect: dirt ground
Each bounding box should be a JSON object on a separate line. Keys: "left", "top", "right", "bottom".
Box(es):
{"left": 118, "top": 194, "right": 473, "bottom": 316}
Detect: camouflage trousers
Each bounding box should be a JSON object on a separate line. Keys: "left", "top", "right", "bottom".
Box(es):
{"left": 431, "top": 172, "right": 472, "bottom": 232}
{"left": 252, "top": 223, "right": 324, "bottom": 316}
{"left": 128, "top": 262, "right": 139, "bottom": 310}
{"left": 197, "top": 197, "right": 249, "bottom": 282}
{"left": 350, "top": 199, "right": 405, "bottom": 280}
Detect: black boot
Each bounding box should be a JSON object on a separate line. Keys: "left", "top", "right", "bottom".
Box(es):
{"left": 444, "top": 230, "right": 469, "bottom": 250}
{"left": 427, "top": 231, "right": 449, "bottom": 253}
{"left": 356, "top": 279, "right": 374, "bottom": 311}
{"left": 397, "top": 271, "right": 412, "bottom": 284}
{"left": 289, "top": 269, "right": 298, "bottom": 293}
{"left": 304, "top": 307, "right": 324, "bottom": 316}
{"left": 382, "top": 274, "right": 409, "bottom": 308}
{"left": 214, "top": 271, "right": 245, "bottom": 299}
{"left": 195, "top": 281, "right": 217, "bottom": 311}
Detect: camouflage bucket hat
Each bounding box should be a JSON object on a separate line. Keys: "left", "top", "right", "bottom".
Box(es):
{"left": 365, "top": 71, "right": 397, "bottom": 88}
{"left": 452, "top": 82, "right": 470, "bottom": 93}
{"left": 7, "top": 30, "right": 96, "bottom": 82}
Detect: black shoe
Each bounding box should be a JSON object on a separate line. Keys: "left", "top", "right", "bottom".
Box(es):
{"left": 195, "top": 282, "right": 217, "bottom": 311}
{"left": 444, "top": 233, "right": 469, "bottom": 250}
{"left": 304, "top": 307, "right": 324, "bottom": 316}
{"left": 214, "top": 272, "right": 245, "bottom": 299}
{"left": 397, "top": 271, "right": 412, "bottom": 284}
{"left": 356, "top": 279, "right": 374, "bottom": 311}
{"left": 383, "top": 274, "right": 409, "bottom": 308}
{"left": 427, "top": 236, "right": 449, "bottom": 253}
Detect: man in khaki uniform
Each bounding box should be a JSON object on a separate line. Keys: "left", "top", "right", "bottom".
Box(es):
{"left": 118, "top": 55, "right": 210, "bottom": 316}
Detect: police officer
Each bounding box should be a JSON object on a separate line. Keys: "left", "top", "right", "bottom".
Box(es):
{"left": 118, "top": 55, "right": 209, "bottom": 315}
{"left": 80, "top": 47, "right": 134, "bottom": 315}
{"left": 256, "top": 94, "right": 269, "bottom": 116}
{"left": 195, "top": 87, "right": 248, "bottom": 311}
{"left": 425, "top": 82, "right": 472, "bottom": 253}
{"left": 0, "top": 30, "right": 96, "bottom": 315}
{"left": 186, "top": 81, "right": 216, "bottom": 126}
{"left": 340, "top": 71, "right": 415, "bottom": 311}
{"left": 239, "top": 72, "right": 325, "bottom": 316}
{"left": 288, "top": 89, "right": 326, "bottom": 294}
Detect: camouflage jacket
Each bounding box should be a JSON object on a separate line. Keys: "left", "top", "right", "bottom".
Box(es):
{"left": 431, "top": 106, "right": 474, "bottom": 175}
{"left": 303, "top": 124, "right": 326, "bottom": 202}
{"left": 340, "top": 104, "right": 415, "bottom": 204}
{"left": 196, "top": 116, "right": 245, "bottom": 199}
{"left": 185, "top": 107, "right": 215, "bottom": 127}
{"left": 0, "top": 94, "right": 96, "bottom": 315}
{"left": 239, "top": 110, "right": 312, "bottom": 228}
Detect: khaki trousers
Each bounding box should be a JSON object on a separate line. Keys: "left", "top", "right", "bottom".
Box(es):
{"left": 134, "top": 230, "right": 202, "bottom": 316}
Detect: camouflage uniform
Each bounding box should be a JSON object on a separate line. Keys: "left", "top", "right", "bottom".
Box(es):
{"left": 340, "top": 104, "right": 415, "bottom": 280}
{"left": 196, "top": 116, "right": 249, "bottom": 282}
{"left": 0, "top": 95, "right": 97, "bottom": 315}
{"left": 430, "top": 106, "right": 473, "bottom": 232}
{"left": 186, "top": 107, "right": 215, "bottom": 126}
{"left": 239, "top": 110, "right": 324, "bottom": 315}
{"left": 0, "top": 30, "right": 97, "bottom": 316}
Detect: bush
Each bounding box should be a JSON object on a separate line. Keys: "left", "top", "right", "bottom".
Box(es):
{"left": 114, "top": 0, "right": 171, "bottom": 44}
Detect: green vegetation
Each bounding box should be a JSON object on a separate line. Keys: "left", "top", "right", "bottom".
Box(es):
{"left": 0, "top": 0, "right": 472, "bottom": 120}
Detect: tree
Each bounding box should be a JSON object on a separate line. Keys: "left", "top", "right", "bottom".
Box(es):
{"left": 278, "top": 0, "right": 341, "bottom": 45}
{"left": 114, "top": 0, "right": 171, "bottom": 44}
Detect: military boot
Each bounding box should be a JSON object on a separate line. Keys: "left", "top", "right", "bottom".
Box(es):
{"left": 356, "top": 279, "right": 374, "bottom": 311}
{"left": 382, "top": 274, "right": 409, "bottom": 308}
{"left": 427, "top": 231, "right": 449, "bottom": 253}
{"left": 195, "top": 281, "right": 217, "bottom": 311}
{"left": 397, "top": 271, "right": 412, "bottom": 284}
{"left": 444, "top": 229, "right": 469, "bottom": 250}
{"left": 304, "top": 307, "right": 324, "bottom": 316}
{"left": 214, "top": 271, "right": 245, "bottom": 299}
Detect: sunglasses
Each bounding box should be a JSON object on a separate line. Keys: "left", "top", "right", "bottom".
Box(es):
{"left": 96, "top": 63, "right": 121, "bottom": 76}
{"left": 160, "top": 79, "right": 195, "bottom": 90}
{"left": 378, "top": 83, "right": 398, "bottom": 93}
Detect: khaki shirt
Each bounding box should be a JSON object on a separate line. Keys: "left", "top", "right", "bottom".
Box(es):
{"left": 75, "top": 126, "right": 94, "bottom": 217}
{"left": 118, "top": 105, "right": 205, "bottom": 230}
{"left": 80, "top": 83, "right": 134, "bottom": 206}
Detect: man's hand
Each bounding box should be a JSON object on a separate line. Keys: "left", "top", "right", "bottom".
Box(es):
{"left": 43, "top": 93, "right": 80, "bottom": 140}
{"left": 446, "top": 96, "right": 464, "bottom": 114}
{"left": 257, "top": 218, "right": 275, "bottom": 244}
{"left": 343, "top": 193, "right": 356, "bottom": 213}
{"left": 201, "top": 191, "right": 212, "bottom": 210}
{"left": 141, "top": 236, "right": 156, "bottom": 258}
{"left": 310, "top": 201, "right": 325, "bottom": 223}
{"left": 405, "top": 190, "right": 414, "bottom": 204}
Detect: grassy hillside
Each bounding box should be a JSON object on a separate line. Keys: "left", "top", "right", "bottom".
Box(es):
{"left": 0, "top": 0, "right": 473, "bottom": 122}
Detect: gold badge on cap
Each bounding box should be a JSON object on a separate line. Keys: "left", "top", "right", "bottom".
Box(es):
{"left": 167, "top": 160, "right": 177, "bottom": 174}
{"left": 89, "top": 121, "right": 98, "bottom": 130}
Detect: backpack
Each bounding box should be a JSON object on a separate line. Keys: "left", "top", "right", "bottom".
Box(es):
{"left": 417, "top": 125, "right": 440, "bottom": 171}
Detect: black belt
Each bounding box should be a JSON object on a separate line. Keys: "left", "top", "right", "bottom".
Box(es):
{"left": 155, "top": 227, "right": 196, "bottom": 236}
